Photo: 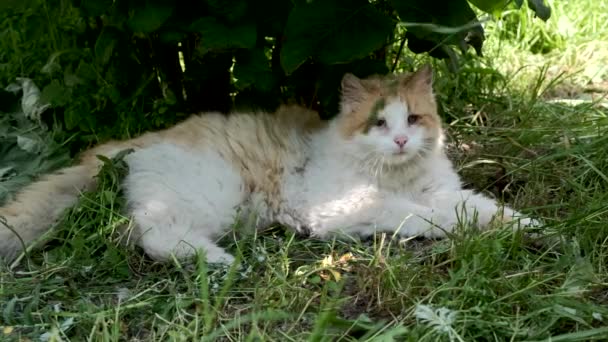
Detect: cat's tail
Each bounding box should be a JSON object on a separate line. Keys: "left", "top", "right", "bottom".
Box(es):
{"left": 0, "top": 140, "right": 147, "bottom": 263}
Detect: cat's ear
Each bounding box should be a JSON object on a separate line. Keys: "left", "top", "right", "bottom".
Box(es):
{"left": 407, "top": 64, "right": 433, "bottom": 94}
{"left": 340, "top": 73, "right": 368, "bottom": 114}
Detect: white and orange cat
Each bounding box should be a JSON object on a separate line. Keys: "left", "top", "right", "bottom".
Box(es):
{"left": 0, "top": 65, "right": 536, "bottom": 264}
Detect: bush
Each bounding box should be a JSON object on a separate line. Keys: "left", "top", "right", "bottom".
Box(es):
{"left": 0, "top": 0, "right": 550, "bottom": 144}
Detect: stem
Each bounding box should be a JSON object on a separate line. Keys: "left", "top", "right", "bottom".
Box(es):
{"left": 392, "top": 36, "right": 407, "bottom": 72}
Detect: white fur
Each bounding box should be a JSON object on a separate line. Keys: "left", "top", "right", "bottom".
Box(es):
{"left": 124, "top": 143, "right": 245, "bottom": 263}
{"left": 357, "top": 98, "right": 427, "bottom": 160}
{"left": 117, "top": 99, "right": 532, "bottom": 263}
{"left": 280, "top": 97, "right": 534, "bottom": 242}
{"left": 281, "top": 120, "right": 513, "bottom": 240}
{"left": 0, "top": 96, "right": 536, "bottom": 264}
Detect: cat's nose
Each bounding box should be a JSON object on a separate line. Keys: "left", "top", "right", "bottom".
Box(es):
{"left": 393, "top": 136, "right": 408, "bottom": 148}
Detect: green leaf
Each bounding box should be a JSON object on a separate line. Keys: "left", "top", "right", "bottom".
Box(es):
{"left": 101, "top": 85, "right": 121, "bottom": 104}
{"left": 251, "top": 0, "right": 293, "bottom": 37}
{"left": 76, "top": 61, "right": 97, "bottom": 81}
{"left": 64, "top": 70, "right": 84, "bottom": 88}
{"left": 95, "top": 27, "right": 121, "bottom": 65}
{"left": 64, "top": 107, "right": 80, "bottom": 130}
{"left": 128, "top": 2, "right": 174, "bottom": 33}
{"left": 317, "top": 7, "right": 395, "bottom": 65}
{"left": 0, "top": 166, "right": 13, "bottom": 179}
{"left": 392, "top": 0, "right": 484, "bottom": 58}
{"left": 158, "top": 29, "right": 186, "bottom": 44}
{"left": 281, "top": 0, "right": 394, "bottom": 75}
{"left": 40, "top": 80, "right": 69, "bottom": 107}
{"left": 0, "top": 0, "right": 36, "bottom": 10}
{"left": 189, "top": 17, "right": 256, "bottom": 53}
{"left": 468, "top": 0, "right": 511, "bottom": 14}
{"left": 527, "top": 0, "right": 551, "bottom": 21}
{"left": 207, "top": 0, "right": 248, "bottom": 23}
{"left": 0, "top": 109, "right": 71, "bottom": 205}
{"left": 280, "top": 6, "right": 318, "bottom": 75}
{"left": 79, "top": 0, "right": 113, "bottom": 17}
{"left": 41, "top": 60, "right": 61, "bottom": 75}
{"left": 233, "top": 49, "right": 275, "bottom": 92}
{"left": 17, "top": 135, "right": 42, "bottom": 154}
{"left": 64, "top": 100, "right": 88, "bottom": 130}
{"left": 19, "top": 78, "right": 50, "bottom": 121}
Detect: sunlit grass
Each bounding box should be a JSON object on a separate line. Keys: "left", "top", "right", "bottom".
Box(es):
{"left": 482, "top": 0, "right": 608, "bottom": 99}
{"left": 2, "top": 0, "right": 608, "bottom": 340}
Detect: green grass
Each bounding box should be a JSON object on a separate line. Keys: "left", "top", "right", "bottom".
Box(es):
{"left": 2, "top": 1, "right": 608, "bottom": 341}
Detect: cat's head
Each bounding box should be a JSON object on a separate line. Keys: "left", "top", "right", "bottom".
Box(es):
{"left": 335, "top": 65, "right": 443, "bottom": 167}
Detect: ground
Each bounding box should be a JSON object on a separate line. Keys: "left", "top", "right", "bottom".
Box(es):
{"left": 1, "top": 1, "right": 608, "bottom": 341}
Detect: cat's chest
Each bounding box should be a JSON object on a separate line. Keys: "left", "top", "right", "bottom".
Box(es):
{"left": 377, "top": 175, "right": 439, "bottom": 202}
{"left": 282, "top": 159, "right": 364, "bottom": 204}
{"left": 284, "top": 161, "right": 433, "bottom": 208}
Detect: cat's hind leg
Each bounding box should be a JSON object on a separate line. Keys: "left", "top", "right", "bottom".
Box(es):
{"left": 123, "top": 143, "right": 246, "bottom": 264}
{"left": 129, "top": 201, "right": 236, "bottom": 264}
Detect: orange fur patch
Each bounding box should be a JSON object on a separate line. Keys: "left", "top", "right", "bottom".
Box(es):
{"left": 339, "top": 70, "right": 442, "bottom": 138}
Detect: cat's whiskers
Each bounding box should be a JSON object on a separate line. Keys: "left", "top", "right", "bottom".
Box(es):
{"left": 358, "top": 150, "right": 378, "bottom": 173}
{"left": 372, "top": 154, "right": 385, "bottom": 178}
{"left": 352, "top": 150, "right": 384, "bottom": 180}
{"left": 378, "top": 155, "right": 387, "bottom": 178}
{"left": 373, "top": 155, "right": 383, "bottom": 178}
{"left": 364, "top": 158, "right": 378, "bottom": 176}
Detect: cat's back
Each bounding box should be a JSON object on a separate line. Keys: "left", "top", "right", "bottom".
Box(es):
{"left": 154, "top": 105, "right": 323, "bottom": 202}
{"left": 161, "top": 105, "right": 322, "bottom": 151}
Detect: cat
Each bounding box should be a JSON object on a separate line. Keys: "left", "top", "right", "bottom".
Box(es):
{"left": 0, "top": 65, "right": 536, "bottom": 264}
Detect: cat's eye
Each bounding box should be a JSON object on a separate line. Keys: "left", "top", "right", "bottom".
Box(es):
{"left": 375, "top": 119, "right": 387, "bottom": 127}
{"left": 408, "top": 114, "right": 421, "bottom": 125}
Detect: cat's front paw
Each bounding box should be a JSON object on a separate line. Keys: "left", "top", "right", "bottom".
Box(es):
{"left": 450, "top": 204, "right": 541, "bottom": 231}
{"left": 447, "top": 204, "right": 497, "bottom": 228}
{"left": 513, "top": 216, "right": 542, "bottom": 228}
{"left": 413, "top": 213, "right": 461, "bottom": 238}
{"left": 206, "top": 251, "right": 236, "bottom": 265}
{"left": 499, "top": 208, "right": 542, "bottom": 229}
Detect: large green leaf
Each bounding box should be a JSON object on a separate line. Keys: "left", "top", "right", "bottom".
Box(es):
{"left": 207, "top": 0, "right": 248, "bottom": 24}
{"left": 95, "top": 27, "right": 121, "bottom": 66}
{"left": 281, "top": 0, "right": 394, "bottom": 75}
{"left": 40, "top": 80, "right": 70, "bottom": 107}
{"left": 189, "top": 17, "right": 257, "bottom": 53}
{"left": 16, "top": 135, "right": 43, "bottom": 154}
{"left": 79, "top": 0, "right": 113, "bottom": 17}
{"left": 391, "top": 0, "right": 484, "bottom": 58}
{"left": 233, "top": 49, "right": 275, "bottom": 92}
{"left": 249, "top": 0, "right": 293, "bottom": 37}
{"left": 64, "top": 98, "right": 92, "bottom": 131}
{"left": 317, "top": 7, "right": 395, "bottom": 66}
{"left": 0, "top": 100, "right": 71, "bottom": 205}
{"left": 468, "top": 0, "right": 511, "bottom": 14}
{"left": 128, "top": 2, "right": 174, "bottom": 33}
{"left": 158, "top": 29, "right": 187, "bottom": 44}
{"left": 0, "top": 0, "right": 36, "bottom": 10}
{"left": 527, "top": 0, "right": 551, "bottom": 21}
{"left": 76, "top": 61, "right": 97, "bottom": 82}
